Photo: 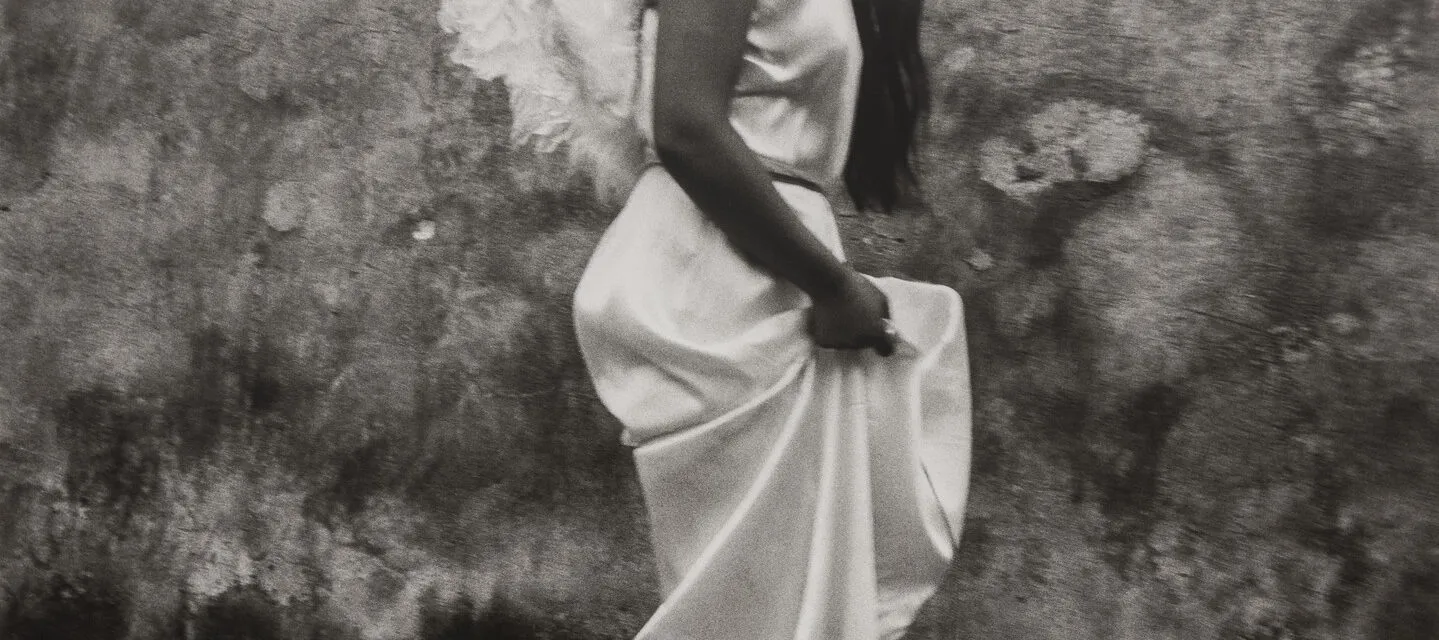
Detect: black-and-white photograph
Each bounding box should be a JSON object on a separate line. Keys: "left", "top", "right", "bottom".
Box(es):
{"left": 0, "top": 0, "right": 1436, "bottom": 638}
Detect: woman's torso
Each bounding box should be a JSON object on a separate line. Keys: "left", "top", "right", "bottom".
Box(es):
{"left": 634, "top": 0, "right": 864, "bottom": 191}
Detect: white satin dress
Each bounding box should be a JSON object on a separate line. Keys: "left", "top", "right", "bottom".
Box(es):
{"left": 572, "top": 1, "right": 972, "bottom": 638}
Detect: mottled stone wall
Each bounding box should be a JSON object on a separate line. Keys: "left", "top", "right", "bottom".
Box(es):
{"left": 0, "top": 0, "right": 1435, "bottom": 638}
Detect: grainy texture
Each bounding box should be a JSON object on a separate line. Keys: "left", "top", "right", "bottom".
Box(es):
{"left": 0, "top": 0, "right": 1435, "bottom": 638}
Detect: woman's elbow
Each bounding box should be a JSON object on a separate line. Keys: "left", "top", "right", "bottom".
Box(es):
{"left": 652, "top": 109, "right": 725, "bottom": 166}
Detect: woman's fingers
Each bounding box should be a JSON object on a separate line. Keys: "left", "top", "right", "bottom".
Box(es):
{"left": 872, "top": 330, "right": 896, "bottom": 357}
{"left": 823, "top": 335, "right": 894, "bottom": 356}
{"left": 857, "top": 326, "right": 895, "bottom": 357}
{"left": 804, "top": 270, "right": 894, "bottom": 356}
{"left": 808, "top": 318, "right": 896, "bottom": 356}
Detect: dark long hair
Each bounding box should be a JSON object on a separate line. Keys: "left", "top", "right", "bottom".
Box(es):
{"left": 845, "top": 0, "right": 930, "bottom": 212}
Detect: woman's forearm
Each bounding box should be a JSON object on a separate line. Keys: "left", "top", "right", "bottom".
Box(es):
{"left": 655, "top": 119, "right": 850, "bottom": 302}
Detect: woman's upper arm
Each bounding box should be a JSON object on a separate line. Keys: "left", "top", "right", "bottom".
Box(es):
{"left": 650, "top": 0, "right": 759, "bottom": 151}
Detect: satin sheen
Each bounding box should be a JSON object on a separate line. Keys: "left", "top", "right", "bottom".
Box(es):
{"left": 634, "top": 0, "right": 863, "bottom": 191}
{"left": 574, "top": 1, "right": 973, "bottom": 638}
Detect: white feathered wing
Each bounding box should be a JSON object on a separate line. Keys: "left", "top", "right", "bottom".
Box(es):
{"left": 438, "top": 0, "right": 648, "bottom": 203}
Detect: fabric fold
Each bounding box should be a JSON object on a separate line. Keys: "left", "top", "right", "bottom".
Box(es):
{"left": 573, "top": 169, "right": 972, "bottom": 640}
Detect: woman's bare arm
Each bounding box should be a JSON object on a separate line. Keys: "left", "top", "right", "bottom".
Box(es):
{"left": 650, "top": 0, "right": 850, "bottom": 300}
{"left": 650, "top": 0, "right": 893, "bottom": 353}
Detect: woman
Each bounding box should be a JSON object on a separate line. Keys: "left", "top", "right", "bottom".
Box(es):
{"left": 571, "top": 0, "right": 972, "bottom": 638}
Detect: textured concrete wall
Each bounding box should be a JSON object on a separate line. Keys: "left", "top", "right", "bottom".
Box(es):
{"left": 0, "top": 0, "right": 1435, "bottom": 638}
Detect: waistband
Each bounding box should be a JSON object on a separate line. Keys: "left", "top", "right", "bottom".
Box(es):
{"left": 641, "top": 161, "right": 824, "bottom": 195}
{"left": 770, "top": 171, "right": 823, "bottom": 193}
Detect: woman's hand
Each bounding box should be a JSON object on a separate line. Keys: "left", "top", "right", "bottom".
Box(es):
{"left": 807, "top": 267, "right": 895, "bottom": 356}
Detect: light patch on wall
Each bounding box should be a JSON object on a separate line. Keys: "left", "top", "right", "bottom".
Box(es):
{"left": 1066, "top": 155, "right": 1250, "bottom": 391}
{"left": 263, "top": 171, "right": 348, "bottom": 233}
{"left": 980, "top": 99, "right": 1150, "bottom": 204}
{"left": 80, "top": 326, "right": 187, "bottom": 394}
{"left": 941, "top": 46, "right": 976, "bottom": 73}
{"left": 50, "top": 123, "right": 156, "bottom": 194}
{"left": 264, "top": 180, "right": 309, "bottom": 232}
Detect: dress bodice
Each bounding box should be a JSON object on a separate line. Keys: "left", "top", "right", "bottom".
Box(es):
{"left": 634, "top": 0, "right": 864, "bottom": 191}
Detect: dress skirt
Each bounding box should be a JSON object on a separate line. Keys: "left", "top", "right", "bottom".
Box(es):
{"left": 573, "top": 166, "right": 972, "bottom": 640}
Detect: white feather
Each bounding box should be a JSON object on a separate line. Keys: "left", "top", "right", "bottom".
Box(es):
{"left": 438, "top": 0, "right": 648, "bottom": 203}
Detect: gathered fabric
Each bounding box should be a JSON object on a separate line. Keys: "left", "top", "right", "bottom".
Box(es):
{"left": 573, "top": 167, "right": 972, "bottom": 640}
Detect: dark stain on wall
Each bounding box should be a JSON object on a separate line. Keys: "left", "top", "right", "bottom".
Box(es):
{"left": 1025, "top": 176, "right": 1133, "bottom": 267}
{"left": 0, "top": 26, "right": 74, "bottom": 192}
{"left": 114, "top": 0, "right": 214, "bottom": 45}
{"left": 418, "top": 590, "right": 608, "bottom": 640}
{"left": 56, "top": 388, "right": 167, "bottom": 522}
{"left": 192, "top": 584, "right": 283, "bottom": 640}
{"left": 307, "top": 436, "right": 402, "bottom": 524}
{"left": 1377, "top": 557, "right": 1439, "bottom": 640}
{"left": 1093, "top": 384, "right": 1186, "bottom": 576}
{"left": 1305, "top": 0, "right": 1435, "bottom": 237}
{"left": 175, "top": 328, "right": 243, "bottom": 461}
{"left": 2, "top": 573, "right": 128, "bottom": 640}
